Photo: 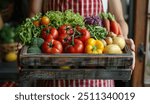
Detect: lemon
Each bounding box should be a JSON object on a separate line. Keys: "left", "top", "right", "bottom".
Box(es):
{"left": 60, "top": 66, "right": 71, "bottom": 70}
{"left": 5, "top": 52, "right": 17, "bottom": 62}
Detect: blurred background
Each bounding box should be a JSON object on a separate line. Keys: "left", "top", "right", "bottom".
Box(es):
{"left": 0, "top": 0, "right": 149, "bottom": 87}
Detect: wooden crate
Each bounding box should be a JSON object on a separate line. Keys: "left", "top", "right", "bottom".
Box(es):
{"left": 18, "top": 45, "right": 133, "bottom": 80}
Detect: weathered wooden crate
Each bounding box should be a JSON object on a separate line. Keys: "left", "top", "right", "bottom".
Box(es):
{"left": 18, "top": 46, "right": 133, "bottom": 80}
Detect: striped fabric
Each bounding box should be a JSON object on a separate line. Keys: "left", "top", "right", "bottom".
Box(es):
{"left": 42, "top": 0, "right": 103, "bottom": 17}
{"left": 41, "top": 0, "right": 114, "bottom": 87}
{"left": 37, "top": 79, "right": 114, "bottom": 87}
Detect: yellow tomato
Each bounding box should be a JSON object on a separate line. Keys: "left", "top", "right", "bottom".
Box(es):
{"left": 40, "top": 16, "right": 50, "bottom": 25}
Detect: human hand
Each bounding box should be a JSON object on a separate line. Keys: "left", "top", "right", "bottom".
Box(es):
{"left": 125, "top": 38, "right": 135, "bottom": 71}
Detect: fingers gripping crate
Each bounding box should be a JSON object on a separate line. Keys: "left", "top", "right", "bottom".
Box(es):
{"left": 18, "top": 46, "right": 133, "bottom": 81}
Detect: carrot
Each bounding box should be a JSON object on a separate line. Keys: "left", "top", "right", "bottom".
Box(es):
{"left": 117, "top": 23, "right": 123, "bottom": 35}
{"left": 108, "top": 13, "right": 119, "bottom": 35}
{"left": 100, "top": 12, "right": 110, "bottom": 31}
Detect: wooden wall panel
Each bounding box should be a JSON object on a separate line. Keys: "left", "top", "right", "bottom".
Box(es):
{"left": 132, "top": 0, "right": 148, "bottom": 86}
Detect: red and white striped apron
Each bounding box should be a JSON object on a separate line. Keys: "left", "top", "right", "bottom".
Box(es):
{"left": 43, "top": 0, "right": 103, "bottom": 17}
{"left": 41, "top": 0, "right": 114, "bottom": 87}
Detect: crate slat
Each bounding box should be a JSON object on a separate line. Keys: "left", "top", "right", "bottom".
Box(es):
{"left": 19, "top": 46, "right": 133, "bottom": 69}
{"left": 18, "top": 45, "right": 133, "bottom": 80}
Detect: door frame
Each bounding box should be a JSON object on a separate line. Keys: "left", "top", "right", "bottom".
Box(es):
{"left": 132, "top": 0, "right": 148, "bottom": 87}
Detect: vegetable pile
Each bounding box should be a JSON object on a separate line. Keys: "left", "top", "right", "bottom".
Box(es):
{"left": 0, "top": 24, "right": 16, "bottom": 43}
{"left": 16, "top": 10, "right": 126, "bottom": 54}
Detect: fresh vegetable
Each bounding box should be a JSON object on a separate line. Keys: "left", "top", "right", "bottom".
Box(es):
{"left": 41, "top": 26, "right": 58, "bottom": 40}
{"left": 117, "top": 23, "right": 123, "bottom": 35}
{"left": 100, "top": 12, "right": 110, "bottom": 31}
{"left": 75, "top": 28, "right": 91, "bottom": 43}
{"left": 58, "top": 24, "right": 74, "bottom": 35}
{"left": 101, "top": 39, "right": 107, "bottom": 47}
{"left": 33, "top": 20, "right": 40, "bottom": 27}
{"left": 28, "top": 37, "right": 44, "bottom": 54}
{"left": 107, "top": 32, "right": 117, "bottom": 37}
{"left": 85, "top": 25, "right": 107, "bottom": 40}
{"left": 42, "top": 38, "right": 63, "bottom": 54}
{"left": 57, "top": 33, "right": 71, "bottom": 48}
{"left": 16, "top": 10, "right": 84, "bottom": 45}
{"left": 27, "top": 45, "right": 41, "bottom": 53}
{"left": 30, "top": 37, "right": 44, "bottom": 48}
{"left": 64, "top": 38, "right": 84, "bottom": 53}
{"left": 105, "top": 37, "right": 113, "bottom": 45}
{"left": 45, "top": 10, "right": 85, "bottom": 28}
{"left": 108, "top": 13, "right": 119, "bottom": 35}
{"left": 0, "top": 24, "right": 16, "bottom": 43}
{"left": 40, "top": 16, "right": 50, "bottom": 25}
{"left": 16, "top": 14, "right": 42, "bottom": 45}
{"left": 84, "top": 16, "right": 102, "bottom": 26}
{"left": 85, "top": 38, "right": 104, "bottom": 54}
{"left": 113, "top": 36, "right": 126, "bottom": 49}
{"left": 103, "top": 44, "right": 122, "bottom": 54}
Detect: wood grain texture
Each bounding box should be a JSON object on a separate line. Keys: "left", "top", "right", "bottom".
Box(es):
{"left": 132, "top": 0, "right": 148, "bottom": 87}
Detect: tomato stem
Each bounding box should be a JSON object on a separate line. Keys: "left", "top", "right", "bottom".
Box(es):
{"left": 49, "top": 41, "right": 53, "bottom": 47}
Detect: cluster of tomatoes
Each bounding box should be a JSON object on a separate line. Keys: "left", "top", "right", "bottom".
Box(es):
{"left": 40, "top": 24, "right": 92, "bottom": 54}
{"left": 32, "top": 16, "right": 105, "bottom": 54}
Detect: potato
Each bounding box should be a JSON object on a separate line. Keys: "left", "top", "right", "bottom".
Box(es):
{"left": 103, "top": 44, "right": 122, "bottom": 54}
{"left": 113, "top": 36, "right": 126, "bottom": 50}
{"left": 105, "top": 37, "right": 113, "bottom": 45}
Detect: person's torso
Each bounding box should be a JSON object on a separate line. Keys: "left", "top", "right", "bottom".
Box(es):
{"left": 42, "top": 0, "right": 107, "bottom": 17}
{"left": 41, "top": 0, "right": 113, "bottom": 87}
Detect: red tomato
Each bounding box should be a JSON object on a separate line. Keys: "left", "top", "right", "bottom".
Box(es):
{"left": 42, "top": 38, "right": 63, "bottom": 54}
{"left": 58, "top": 24, "right": 74, "bottom": 35}
{"left": 76, "top": 28, "right": 90, "bottom": 43}
{"left": 41, "top": 26, "right": 58, "bottom": 40}
{"left": 65, "top": 39, "right": 84, "bottom": 53}
{"left": 57, "top": 33, "right": 71, "bottom": 47}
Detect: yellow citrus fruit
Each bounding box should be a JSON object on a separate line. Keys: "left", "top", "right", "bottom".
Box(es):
{"left": 5, "top": 52, "right": 17, "bottom": 62}
{"left": 60, "top": 66, "right": 71, "bottom": 70}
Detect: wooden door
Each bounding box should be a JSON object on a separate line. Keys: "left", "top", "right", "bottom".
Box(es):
{"left": 132, "top": 0, "right": 148, "bottom": 86}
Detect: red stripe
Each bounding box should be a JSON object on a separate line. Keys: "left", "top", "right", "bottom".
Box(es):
{"left": 80, "top": 80, "right": 83, "bottom": 87}
{"left": 93, "top": 0, "right": 96, "bottom": 16}
{"left": 104, "top": 80, "right": 106, "bottom": 87}
{"left": 65, "top": 80, "right": 69, "bottom": 87}
{"left": 60, "top": 80, "right": 64, "bottom": 87}
{"left": 38, "top": 80, "right": 114, "bottom": 87}
{"left": 90, "top": 80, "right": 94, "bottom": 87}
{"left": 89, "top": 0, "right": 92, "bottom": 16}
{"left": 84, "top": 0, "right": 87, "bottom": 17}
{"left": 75, "top": 80, "right": 79, "bottom": 87}
{"left": 55, "top": 80, "right": 58, "bottom": 87}
{"left": 73, "top": 0, "right": 77, "bottom": 13}
{"left": 70, "top": 80, "right": 74, "bottom": 87}
{"left": 68, "top": 0, "right": 72, "bottom": 10}
{"left": 46, "top": 0, "right": 103, "bottom": 16}
{"left": 78, "top": 0, "right": 82, "bottom": 16}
